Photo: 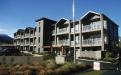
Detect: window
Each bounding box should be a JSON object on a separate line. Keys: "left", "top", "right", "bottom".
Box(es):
{"left": 39, "top": 27, "right": 40, "bottom": 32}
{"left": 38, "top": 37, "right": 40, "bottom": 43}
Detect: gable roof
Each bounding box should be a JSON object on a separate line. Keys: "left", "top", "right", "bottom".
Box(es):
{"left": 80, "top": 11, "right": 100, "bottom": 21}
{"left": 16, "top": 29, "right": 24, "bottom": 33}
{"left": 56, "top": 18, "right": 69, "bottom": 26}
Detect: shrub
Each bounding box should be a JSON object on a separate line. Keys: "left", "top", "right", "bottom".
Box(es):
{"left": 24, "top": 70, "right": 36, "bottom": 75}
{"left": 78, "top": 62, "right": 86, "bottom": 69}
{"left": 54, "top": 68, "right": 63, "bottom": 75}
{"left": 10, "top": 71, "right": 23, "bottom": 75}
{"left": 9, "top": 56, "right": 14, "bottom": 67}
{"left": 37, "top": 69, "right": 47, "bottom": 75}
{"left": 46, "top": 69, "right": 54, "bottom": 75}
{"left": 41, "top": 59, "right": 57, "bottom": 69}
{"left": 18, "top": 64, "right": 29, "bottom": 71}
{"left": 2, "top": 55, "right": 6, "bottom": 64}
{"left": 32, "top": 62, "right": 40, "bottom": 67}
{"left": 0, "top": 67, "right": 9, "bottom": 75}
{"left": 61, "top": 62, "right": 78, "bottom": 74}
{"left": 105, "top": 52, "right": 113, "bottom": 58}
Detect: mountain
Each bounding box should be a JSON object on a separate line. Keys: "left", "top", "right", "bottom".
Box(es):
{"left": 0, "top": 34, "right": 13, "bottom": 44}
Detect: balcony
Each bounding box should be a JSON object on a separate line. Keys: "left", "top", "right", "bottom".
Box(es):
{"left": 82, "top": 22, "right": 101, "bottom": 32}
{"left": 17, "top": 35, "right": 21, "bottom": 38}
{"left": 57, "top": 28, "right": 69, "bottom": 35}
{"left": 17, "top": 42, "right": 20, "bottom": 45}
{"left": 57, "top": 40, "right": 69, "bottom": 45}
{"left": 14, "top": 36, "right": 17, "bottom": 39}
{"left": 25, "top": 34, "right": 30, "bottom": 38}
{"left": 25, "top": 42, "right": 29, "bottom": 45}
{"left": 21, "top": 35, "right": 24, "bottom": 38}
{"left": 20, "top": 43, "right": 24, "bottom": 45}
{"left": 82, "top": 39, "right": 101, "bottom": 46}
{"left": 71, "top": 41, "right": 80, "bottom": 46}
{"left": 14, "top": 43, "right": 17, "bottom": 45}
{"left": 30, "top": 42, "right": 34, "bottom": 45}
{"left": 71, "top": 28, "right": 79, "bottom": 33}
{"left": 51, "top": 41, "right": 55, "bottom": 45}
{"left": 30, "top": 34, "right": 34, "bottom": 37}
{"left": 51, "top": 30, "right": 55, "bottom": 35}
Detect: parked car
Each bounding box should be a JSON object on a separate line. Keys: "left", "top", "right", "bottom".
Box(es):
{"left": 0, "top": 48, "right": 22, "bottom": 56}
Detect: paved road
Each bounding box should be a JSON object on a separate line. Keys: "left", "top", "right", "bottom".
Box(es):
{"left": 77, "top": 59, "right": 121, "bottom": 75}
{"left": 101, "top": 70, "right": 121, "bottom": 75}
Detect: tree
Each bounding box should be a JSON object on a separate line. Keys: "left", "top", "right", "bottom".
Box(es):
{"left": 119, "top": 42, "right": 121, "bottom": 48}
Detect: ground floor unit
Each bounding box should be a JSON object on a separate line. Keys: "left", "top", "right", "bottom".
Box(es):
{"left": 15, "top": 45, "right": 118, "bottom": 59}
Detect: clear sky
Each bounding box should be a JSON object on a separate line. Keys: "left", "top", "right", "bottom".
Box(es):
{"left": 0, "top": 0, "right": 121, "bottom": 37}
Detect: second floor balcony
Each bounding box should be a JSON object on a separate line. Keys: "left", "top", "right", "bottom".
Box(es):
{"left": 83, "top": 39, "right": 101, "bottom": 45}
{"left": 51, "top": 41, "right": 55, "bottom": 45}
{"left": 71, "top": 28, "right": 79, "bottom": 33}
{"left": 25, "top": 42, "right": 29, "bottom": 45}
{"left": 57, "top": 28, "right": 69, "bottom": 34}
{"left": 71, "top": 41, "right": 80, "bottom": 46}
{"left": 30, "top": 34, "right": 34, "bottom": 37}
{"left": 25, "top": 34, "right": 30, "bottom": 37}
{"left": 30, "top": 42, "right": 34, "bottom": 45}
{"left": 82, "top": 22, "right": 101, "bottom": 32}
{"left": 51, "top": 30, "right": 55, "bottom": 35}
{"left": 17, "top": 35, "right": 21, "bottom": 38}
{"left": 57, "top": 40, "right": 69, "bottom": 45}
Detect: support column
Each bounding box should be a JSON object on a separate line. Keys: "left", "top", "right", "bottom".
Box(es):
{"left": 51, "top": 47, "right": 53, "bottom": 52}
{"left": 43, "top": 47, "right": 44, "bottom": 51}
{"left": 55, "top": 25, "right": 57, "bottom": 45}
{"left": 62, "top": 46, "right": 64, "bottom": 56}
{"left": 100, "top": 14, "right": 104, "bottom": 51}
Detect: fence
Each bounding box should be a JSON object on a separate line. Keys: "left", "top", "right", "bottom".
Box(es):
{"left": 0, "top": 56, "right": 43, "bottom": 64}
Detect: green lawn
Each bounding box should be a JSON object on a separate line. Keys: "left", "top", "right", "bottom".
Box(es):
{"left": 72, "top": 70, "right": 107, "bottom": 75}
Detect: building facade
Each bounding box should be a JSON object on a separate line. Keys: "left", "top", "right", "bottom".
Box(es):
{"left": 14, "top": 11, "right": 119, "bottom": 59}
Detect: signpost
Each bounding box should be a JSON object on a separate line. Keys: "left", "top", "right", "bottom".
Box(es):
{"left": 93, "top": 62, "right": 100, "bottom": 70}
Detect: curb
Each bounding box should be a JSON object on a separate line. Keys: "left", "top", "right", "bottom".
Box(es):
{"left": 77, "top": 59, "right": 112, "bottom": 63}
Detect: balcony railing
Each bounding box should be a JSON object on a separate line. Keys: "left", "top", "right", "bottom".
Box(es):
{"left": 14, "top": 43, "right": 17, "bottom": 45}
{"left": 30, "top": 34, "right": 34, "bottom": 37}
{"left": 14, "top": 36, "right": 17, "bottom": 38}
{"left": 17, "top": 42, "right": 20, "bottom": 45}
{"left": 83, "top": 39, "right": 101, "bottom": 45}
{"left": 58, "top": 40, "right": 68, "bottom": 44}
{"left": 21, "top": 43, "right": 24, "bottom": 45}
{"left": 30, "top": 42, "right": 33, "bottom": 45}
{"left": 82, "top": 22, "right": 101, "bottom": 31}
{"left": 25, "top": 34, "right": 30, "bottom": 37}
{"left": 25, "top": 42, "right": 29, "bottom": 45}
{"left": 71, "top": 41, "right": 80, "bottom": 45}
{"left": 57, "top": 28, "right": 69, "bottom": 33}
{"left": 51, "top": 30, "right": 55, "bottom": 34}
{"left": 51, "top": 41, "right": 55, "bottom": 45}
{"left": 17, "top": 35, "right": 21, "bottom": 38}
{"left": 21, "top": 35, "right": 24, "bottom": 38}
{"left": 71, "top": 28, "right": 79, "bottom": 33}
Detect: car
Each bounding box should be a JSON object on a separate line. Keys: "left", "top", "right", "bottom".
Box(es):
{"left": 0, "top": 48, "right": 22, "bottom": 56}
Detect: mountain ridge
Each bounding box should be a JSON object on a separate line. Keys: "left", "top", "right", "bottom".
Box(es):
{"left": 0, "top": 34, "right": 13, "bottom": 44}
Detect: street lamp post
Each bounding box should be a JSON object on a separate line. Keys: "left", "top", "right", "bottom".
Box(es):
{"left": 72, "top": 0, "right": 76, "bottom": 63}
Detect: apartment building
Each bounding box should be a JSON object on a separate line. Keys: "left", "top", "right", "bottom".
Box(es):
{"left": 14, "top": 11, "right": 119, "bottom": 59}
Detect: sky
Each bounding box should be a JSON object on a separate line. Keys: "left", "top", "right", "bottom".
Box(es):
{"left": 0, "top": 0, "right": 121, "bottom": 38}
